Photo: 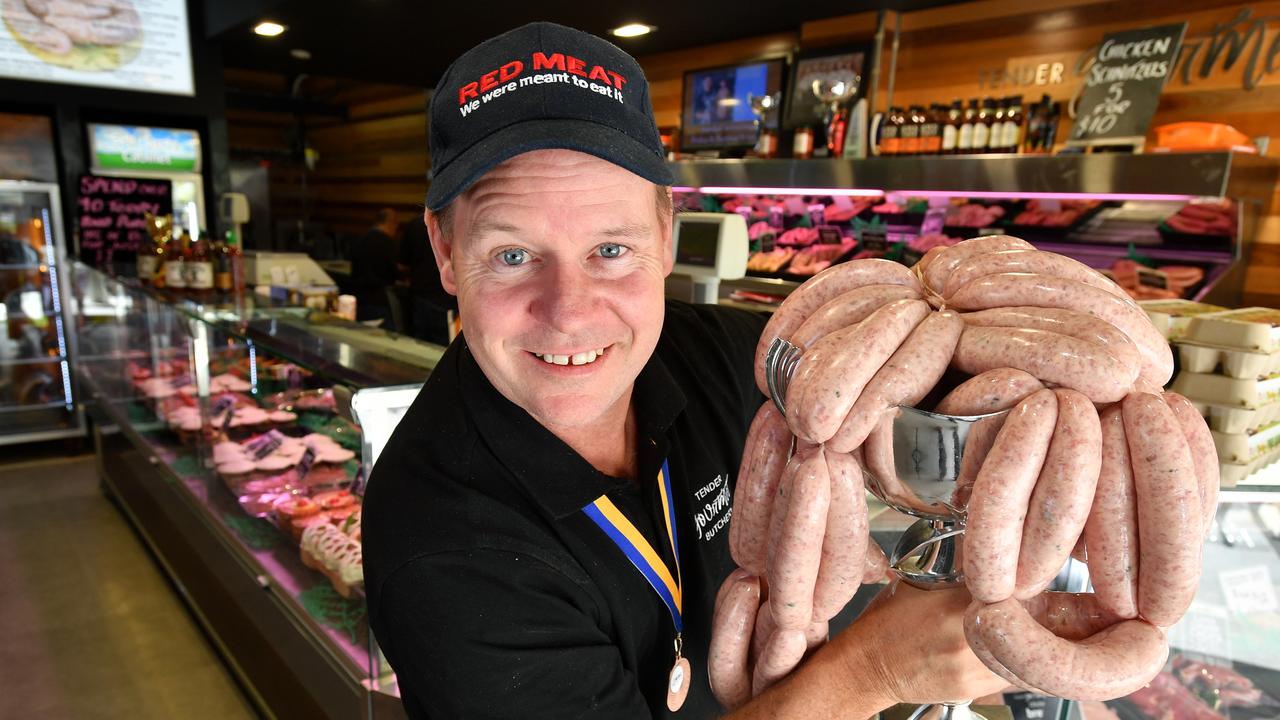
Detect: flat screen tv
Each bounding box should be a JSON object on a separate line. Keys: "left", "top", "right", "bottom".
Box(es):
{"left": 680, "top": 58, "right": 785, "bottom": 153}
{"left": 0, "top": 0, "right": 194, "bottom": 96}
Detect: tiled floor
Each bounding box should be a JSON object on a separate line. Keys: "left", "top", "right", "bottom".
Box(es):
{"left": 0, "top": 444, "right": 257, "bottom": 719}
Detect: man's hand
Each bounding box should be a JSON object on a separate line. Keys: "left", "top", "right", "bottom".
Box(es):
{"left": 836, "top": 580, "right": 1010, "bottom": 705}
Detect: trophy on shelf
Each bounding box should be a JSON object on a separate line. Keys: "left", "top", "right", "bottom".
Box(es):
{"left": 748, "top": 92, "right": 781, "bottom": 158}
{"left": 811, "top": 74, "right": 861, "bottom": 157}
{"left": 764, "top": 340, "right": 1036, "bottom": 720}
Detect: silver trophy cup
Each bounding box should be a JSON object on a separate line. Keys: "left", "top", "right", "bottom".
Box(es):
{"left": 766, "top": 337, "right": 1005, "bottom": 720}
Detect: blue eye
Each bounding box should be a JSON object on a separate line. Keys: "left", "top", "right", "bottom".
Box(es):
{"left": 599, "top": 243, "right": 625, "bottom": 258}
{"left": 500, "top": 248, "right": 527, "bottom": 266}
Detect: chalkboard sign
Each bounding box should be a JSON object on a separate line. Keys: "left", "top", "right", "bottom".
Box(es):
{"left": 1071, "top": 23, "right": 1187, "bottom": 144}
{"left": 77, "top": 174, "right": 172, "bottom": 271}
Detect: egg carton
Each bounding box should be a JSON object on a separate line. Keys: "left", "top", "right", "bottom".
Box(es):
{"left": 1171, "top": 371, "right": 1280, "bottom": 410}
{"left": 1183, "top": 306, "right": 1280, "bottom": 352}
{"left": 1220, "top": 443, "right": 1280, "bottom": 487}
{"left": 1188, "top": 396, "right": 1280, "bottom": 435}
{"left": 1139, "top": 299, "right": 1229, "bottom": 340}
{"left": 1177, "top": 342, "right": 1280, "bottom": 379}
{"left": 1211, "top": 422, "right": 1280, "bottom": 465}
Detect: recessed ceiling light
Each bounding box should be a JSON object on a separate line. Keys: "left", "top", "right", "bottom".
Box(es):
{"left": 253, "top": 21, "right": 286, "bottom": 37}
{"left": 290, "top": 48, "right": 311, "bottom": 60}
{"left": 611, "top": 23, "right": 654, "bottom": 38}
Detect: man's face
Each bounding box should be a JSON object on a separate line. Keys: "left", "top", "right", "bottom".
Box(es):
{"left": 428, "top": 150, "right": 672, "bottom": 432}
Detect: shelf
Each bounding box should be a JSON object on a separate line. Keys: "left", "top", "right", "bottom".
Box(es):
{"left": 668, "top": 152, "right": 1279, "bottom": 201}
{"left": 0, "top": 353, "right": 67, "bottom": 366}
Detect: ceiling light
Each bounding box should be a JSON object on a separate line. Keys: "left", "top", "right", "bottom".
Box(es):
{"left": 254, "top": 21, "right": 285, "bottom": 37}
{"left": 290, "top": 48, "right": 311, "bottom": 60}
{"left": 611, "top": 23, "right": 654, "bottom": 38}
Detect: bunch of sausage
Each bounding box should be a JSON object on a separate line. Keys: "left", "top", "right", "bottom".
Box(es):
{"left": 709, "top": 236, "right": 1219, "bottom": 710}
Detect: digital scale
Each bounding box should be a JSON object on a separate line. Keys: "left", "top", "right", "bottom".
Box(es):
{"left": 671, "top": 212, "right": 749, "bottom": 304}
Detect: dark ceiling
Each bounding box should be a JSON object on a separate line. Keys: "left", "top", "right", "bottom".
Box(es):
{"left": 214, "top": 0, "right": 963, "bottom": 90}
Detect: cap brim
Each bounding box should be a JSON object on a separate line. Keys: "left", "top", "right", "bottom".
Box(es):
{"left": 425, "top": 117, "right": 674, "bottom": 210}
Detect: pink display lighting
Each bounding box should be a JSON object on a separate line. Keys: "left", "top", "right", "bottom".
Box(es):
{"left": 682, "top": 186, "right": 886, "bottom": 198}
{"left": 671, "top": 186, "right": 1196, "bottom": 202}
{"left": 897, "top": 189, "right": 1198, "bottom": 202}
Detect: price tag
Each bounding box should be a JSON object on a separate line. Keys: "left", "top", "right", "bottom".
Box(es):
{"left": 920, "top": 206, "right": 947, "bottom": 237}
{"left": 287, "top": 366, "right": 303, "bottom": 390}
{"left": 1038, "top": 198, "right": 1062, "bottom": 213}
{"left": 807, "top": 204, "right": 826, "bottom": 227}
{"left": 816, "top": 226, "right": 844, "bottom": 245}
{"left": 758, "top": 232, "right": 776, "bottom": 253}
{"left": 1137, "top": 267, "right": 1168, "bottom": 289}
{"left": 831, "top": 195, "right": 855, "bottom": 211}
{"left": 211, "top": 394, "right": 235, "bottom": 416}
{"left": 1219, "top": 565, "right": 1277, "bottom": 614}
{"left": 861, "top": 229, "right": 887, "bottom": 252}
{"left": 349, "top": 463, "right": 367, "bottom": 497}
{"left": 1071, "top": 23, "right": 1187, "bottom": 143}
{"left": 296, "top": 447, "right": 316, "bottom": 481}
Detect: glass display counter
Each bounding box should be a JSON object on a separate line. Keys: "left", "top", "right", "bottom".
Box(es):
{"left": 70, "top": 261, "right": 438, "bottom": 719}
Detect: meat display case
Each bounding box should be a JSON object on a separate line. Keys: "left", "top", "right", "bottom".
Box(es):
{"left": 665, "top": 152, "right": 1277, "bottom": 309}
{"left": 71, "top": 261, "right": 442, "bottom": 719}
{"left": 0, "top": 180, "right": 82, "bottom": 445}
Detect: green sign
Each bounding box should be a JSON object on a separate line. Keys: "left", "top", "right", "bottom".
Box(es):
{"left": 90, "top": 124, "right": 201, "bottom": 172}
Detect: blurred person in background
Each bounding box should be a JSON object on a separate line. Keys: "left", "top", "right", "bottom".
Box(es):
{"left": 349, "top": 207, "right": 400, "bottom": 327}
{"left": 398, "top": 215, "right": 457, "bottom": 345}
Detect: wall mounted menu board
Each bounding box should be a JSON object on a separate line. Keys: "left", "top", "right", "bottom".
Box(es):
{"left": 0, "top": 0, "right": 193, "bottom": 96}
{"left": 77, "top": 174, "right": 170, "bottom": 270}
{"left": 1070, "top": 22, "right": 1186, "bottom": 144}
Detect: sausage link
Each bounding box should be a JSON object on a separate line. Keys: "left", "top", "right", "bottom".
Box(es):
{"left": 964, "top": 389, "right": 1059, "bottom": 604}
{"left": 935, "top": 368, "right": 1044, "bottom": 416}
{"left": 753, "top": 259, "right": 923, "bottom": 392}
{"left": 1015, "top": 389, "right": 1102, "bottom": 599}
{"left": 1083, "top": 405, "right": 1141, "bottom": 619}
{"left": 767, "top": 447, "right": 832, "bottom": 630}
{"left": 943, "top": 249, "right": 1133, "bottom": 303}
{"left": 752, "top": 629, "right": 808, "bottom": 696}
{"left": 863, "top": 539, "right": 889, "bottom": 584}
{"left": 1124, "top": 392, "right": 1202, "bottom": 627}
{"left": 921, "top": 235, "right": 1035, "bottom": 298}
{"left": 829, "top": 309, "right": 964, "bottom": 452}
{"left": 810, "top": 451, "right": 869, "bottom": 622}
{"left": 790, "top": 284, "right": 922, "bottom": 350}
{"left": 788, "top": 298, "right": 930, "bottom": 443}
{"left": 715, "top": 567, "right": 755, "bottom": 616}
{"left": 1021, "top": 591, "right": 1123, "bottom": 642}
{"left": 750, "top": 601, "right": 775, "bottom": 667}
{"left": 708, "top": 572, "right": 761, "bottom": 711}
{"left": 764, "top": 453, "right": 803, "bottom": 591}
{"left": 953, "top": 326, "right": 1136, "bottom": 403}
{"left": 961, "top": 306, "right": 1143, "bottom": 382}
{"left": 1162, "top": 392, "right": 1220, "bottom": 538}
{"left": 964, "top": 598, "right": 1168, "bottom": 701}
{"left": 731, "top": 403, "right": 794, "bottom": 574}
{"left": 946, "top": 272, "right": 1174, "bottom": 387}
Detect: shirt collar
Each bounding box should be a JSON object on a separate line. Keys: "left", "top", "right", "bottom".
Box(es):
{"left": 459, "top": 336, "right": 688, "bottom": 519}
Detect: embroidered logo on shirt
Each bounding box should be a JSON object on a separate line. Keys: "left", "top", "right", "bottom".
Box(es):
{"left": 692, "top": 473, "right": 732, "bottom": 541}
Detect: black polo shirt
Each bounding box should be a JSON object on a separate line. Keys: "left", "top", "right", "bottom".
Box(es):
{"left": 363, "top": 300, "right": 768, "bottom": 719}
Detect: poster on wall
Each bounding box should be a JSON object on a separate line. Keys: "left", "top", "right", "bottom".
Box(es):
{"left": 1070, "top": 22, "right": 1186, "bottom": 144}
{"left": 783, "top": 49, "right": 865, "bottom": 130}
{"left": 77, "top": 174, "right": 171, "bottom": 271}
{"left": 89, "top": 124, "right": 201, "bottom": 172}
{"left": 0, "top": 0, "right": 193, "bottom": 96}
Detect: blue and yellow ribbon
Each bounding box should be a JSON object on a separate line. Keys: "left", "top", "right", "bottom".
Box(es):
{"left": 582, "top": 460, "right": 682, "bottom": 632}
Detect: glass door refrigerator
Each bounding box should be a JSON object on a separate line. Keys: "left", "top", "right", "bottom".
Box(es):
{"left": 0, "top": 180, "right": 81, "bottom": 444}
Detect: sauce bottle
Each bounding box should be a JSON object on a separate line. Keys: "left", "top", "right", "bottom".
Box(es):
{"left": 162, "top": 227, "right": 187, "bottom": 292}
{"left": 187, "top": 231, "right": 215, "bottom": 298}
{"left": 1002, "top": 95, "right": 1024, "bottom": 154}
{"left": 880, "top": 106, "right": 903, "bottom": 155}
{"left": 920, "top": 105, "right": 942, "bottom": 155}
{"left": 972, "top": 98, "right": 995, "bottom": 154}
{"left": 899, "top": 105, "right": 922, "bottom": 155}
{"left": 792, "top": 126, "right": 814, "bottom": 159}
{"left": 958, "top": 99, "right": 978, "bottom": 154}
{"left": 942, "top": 100, "right": 962, "bottom": 155}
{"left": 986, "top": 98, "right": 1006, "bottom": 152}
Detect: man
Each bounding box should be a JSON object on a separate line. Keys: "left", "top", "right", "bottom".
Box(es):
{"left": 397, "top": 215, "right": 457, "bottom": 345}
{"left": 349, "top": 207, "right": 400, "bottom": 326}
{"left": 363, "top": 22, "right": 1005, "bottom": 719}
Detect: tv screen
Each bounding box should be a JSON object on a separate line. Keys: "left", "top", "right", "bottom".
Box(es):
{"left": 680, "top": 59, "right": 784, "bottom": 152}
{"left": 0, "top": 0, "right": 194, "bottom": 96}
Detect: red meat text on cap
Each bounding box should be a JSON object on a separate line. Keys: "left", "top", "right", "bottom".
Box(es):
{"left": 458, "top": 52, "right": 629, "bottom": 105}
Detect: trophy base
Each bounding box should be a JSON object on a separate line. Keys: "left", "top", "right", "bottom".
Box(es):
{"left": 883, "top": 701, "right": 1011, "bottom": 720}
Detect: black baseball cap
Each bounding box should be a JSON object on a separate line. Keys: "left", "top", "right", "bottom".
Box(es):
{"left": 425, "top": 21, "right": 673, "bottom": 211}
